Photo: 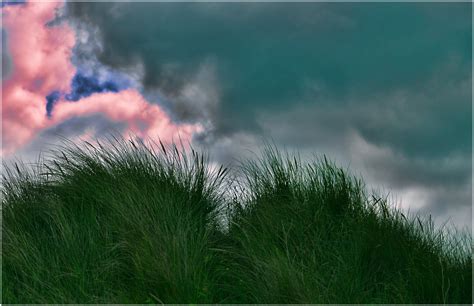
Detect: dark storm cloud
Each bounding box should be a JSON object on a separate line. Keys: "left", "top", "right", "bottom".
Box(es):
{"left": 259, "top": 63, "right": 471, "bottom": 158}
{"left": 63, "top": 2, "right": 472, "bottom": 227}
{"left": 65, "top": 2, "right": 357, "bottom": 129}
{"left": 65, "top": 3, "right": 471, "bottom": 135}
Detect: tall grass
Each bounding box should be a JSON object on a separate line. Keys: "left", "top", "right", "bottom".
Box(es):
{"left": 223, "top": 146, "right": 472, "bottom": 303}
{"left": 2, "top": 138, "right": 472, "bottom": 303}
{"left": 2, "top": 138, "right": 227, "bottom": 303}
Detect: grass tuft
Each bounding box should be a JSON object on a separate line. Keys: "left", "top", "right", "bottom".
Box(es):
{"left": 2, "top": 139, "right": 472, "bottom": 303}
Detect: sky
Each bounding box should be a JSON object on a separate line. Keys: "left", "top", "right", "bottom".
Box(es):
{"left": 1, "top": 1, "right": 472, "bottom": 229}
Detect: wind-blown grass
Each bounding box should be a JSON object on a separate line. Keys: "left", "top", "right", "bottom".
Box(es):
{"left": 2, "top": 138, "right": 472, "bottom": 303}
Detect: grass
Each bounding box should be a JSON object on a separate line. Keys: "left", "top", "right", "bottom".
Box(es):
{"left": 2, "top": 138, "right": 472, "bottom": 303}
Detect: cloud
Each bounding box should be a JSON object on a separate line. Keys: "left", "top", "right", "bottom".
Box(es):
{"left": 2, "top": 1, "right": 76, "bottom": 154}
{"left": 142, "top": 60, "right": 220, "bottom": 127}
{"left": 2, "top": 1, "right": 201, "bottom": 156}
{"left": 1, "top": 29, "right": 13, "bottom": 80}
{"left": 10, "top": 114, "right": 126, "bottom": 163}
{"left": 52, "top": 89, "right": 201, "bottom": 143}
{"left": 349, "top": 132, "right": 472, "bottom": 229}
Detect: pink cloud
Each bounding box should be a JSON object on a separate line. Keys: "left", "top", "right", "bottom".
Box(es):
{"left": 2, "top": 1, "right": 201, "bottom": 156}
{"left": 53, "top": 90, "right": 200, "bottom": 142}
{"left": 2, "top": 1, "right": 75, "bottom": 154}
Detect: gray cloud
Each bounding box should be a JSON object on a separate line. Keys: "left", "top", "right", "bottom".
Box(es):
{"left": 257, "top": 75, "right": 471, "bottom": 227}
{"left": 10, "top": 115, "right": 126, "bottom": 164}
{"left": 2, "top": 28, "right": 13, "bottom": 80}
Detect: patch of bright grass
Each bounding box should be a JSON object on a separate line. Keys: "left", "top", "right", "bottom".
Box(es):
{"left": 2, "top": 138, "right": 472, "bottom": 303}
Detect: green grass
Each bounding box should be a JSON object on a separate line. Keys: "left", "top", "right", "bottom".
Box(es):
{"left": 2, "top": 138, "right": 472, "bottom": 303}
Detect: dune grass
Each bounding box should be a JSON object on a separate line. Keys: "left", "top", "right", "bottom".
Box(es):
{"left": 2, "top": 138, "right": 472, "bottom": 303}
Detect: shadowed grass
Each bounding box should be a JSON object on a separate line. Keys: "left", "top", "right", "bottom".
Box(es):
{"left": 2, "top": 139, "right": 472, "bottom": 303}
